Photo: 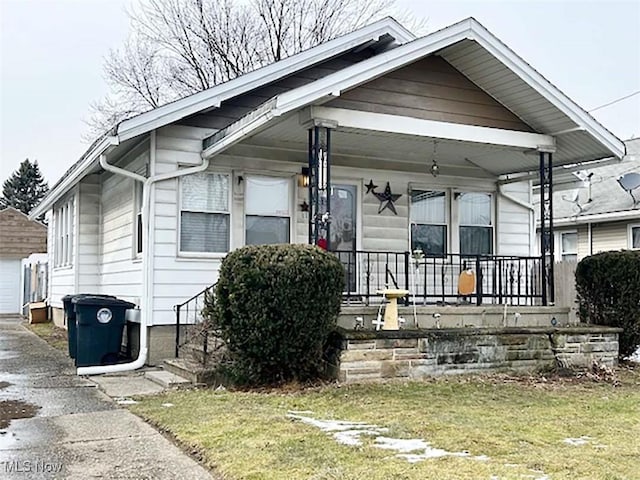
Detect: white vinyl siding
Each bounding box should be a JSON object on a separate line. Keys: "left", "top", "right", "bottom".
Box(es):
{"left": 98, "top": 148, "right": 148, "bottom": 305}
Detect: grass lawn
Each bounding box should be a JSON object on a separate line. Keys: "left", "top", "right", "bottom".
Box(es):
{"left": 25, "top": 321, "right": 68, "bottom": 352}
{"left": 129, "top": 367, "right": 640, "bottom": 480}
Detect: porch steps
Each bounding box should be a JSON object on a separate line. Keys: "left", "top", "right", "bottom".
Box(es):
{"left": 144, "top": 369, "right": 191, "bottom": 389}
{"left": 163, "top": 358, "right": 219, "bottom": 386}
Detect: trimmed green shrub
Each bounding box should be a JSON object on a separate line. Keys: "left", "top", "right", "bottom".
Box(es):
{"left": 204, "top": 244, "right": 344, "bottom": 385}
{"left": 575, "top": 250, "right": 640, "bottom": 358}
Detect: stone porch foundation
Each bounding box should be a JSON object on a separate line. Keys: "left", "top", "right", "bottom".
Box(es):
{"left": 336, "top": 326, "right": 621, "bottom": 383}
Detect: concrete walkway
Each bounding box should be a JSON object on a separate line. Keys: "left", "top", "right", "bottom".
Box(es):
{"left": 0, "top": 316, "right": 214, "bottom": 479}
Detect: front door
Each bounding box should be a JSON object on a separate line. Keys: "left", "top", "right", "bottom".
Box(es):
{"left": 330, "top": 184, "right": 357, "bottom": 293}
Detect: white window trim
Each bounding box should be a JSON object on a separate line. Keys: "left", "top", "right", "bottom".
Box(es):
{"left": 243, "top": 174, "right": 294, "bottom": 246}
{"left": 455, "top": 191, "right": 495, "bottom": 256}
{"left": 409, "top": 188, "right": 450, "bottom": 256}
{"left": 53, "top": 195, "right": 75, "bottom": 269}
{"left": 177, "top": 171, "right": 232, "bottom": 258}
{"left": 554, "top": 230, "right": 578, "bottom": 261}
{"left": 408, "top": 187, "right": 496, "bottom": 256}
{"left": 628, "top": 224, "right": 640, "bottom": 250}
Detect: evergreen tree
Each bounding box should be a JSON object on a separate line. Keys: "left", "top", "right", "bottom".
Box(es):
{"left": 1, "top": 159, "right": 49, "bottom": 217}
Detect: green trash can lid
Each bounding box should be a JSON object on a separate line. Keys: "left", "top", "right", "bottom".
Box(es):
{"left": 72, "top": 296, "right": 136, "bottom": 309}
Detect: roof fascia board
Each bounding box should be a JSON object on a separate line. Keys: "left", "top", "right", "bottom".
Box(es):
{"left": 552, "top": 209, "right": 640, "bottom": 226}
{"left": 306, "top": 106, "right": 554, "bottom": 150}
{"left": 29, "top": 136, "right": 119, "bottom": 219}
{"left": 116, "top": 18, "right": 414, "bottom": 142}
{"left": 467, "top": 19, "right": 626, "bottom": 159}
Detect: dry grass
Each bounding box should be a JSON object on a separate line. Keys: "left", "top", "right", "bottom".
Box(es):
{"left": 129, "top": 366, "right": 640, "bottom": 480}
{"left": 25, "top": 321, "right": 68, "bottom": 352}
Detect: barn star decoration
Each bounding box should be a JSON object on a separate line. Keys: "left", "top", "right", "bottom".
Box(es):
{"left": 374, "top": 182, "right": 402, "bottom": 215}
{"left": 365, "top": 179, "right": 378, "bottom": 194}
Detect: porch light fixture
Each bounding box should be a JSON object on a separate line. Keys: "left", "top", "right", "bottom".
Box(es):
{"left": 430, "top": 140, "right": 439, "bottom": 177}
{"left": 298, "top": 167, "right": 310, "bottom": 188}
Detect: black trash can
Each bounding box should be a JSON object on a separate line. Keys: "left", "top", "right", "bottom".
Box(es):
{"left": 73, "top": 296, "right": 135, "bottom": 367}
{"left": 62, "top": 294, "right": 115, "bottom": 359}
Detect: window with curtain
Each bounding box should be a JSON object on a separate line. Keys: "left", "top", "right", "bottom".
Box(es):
{"left": 459, "top": 192, "right": 493, "bottom": 256}
{"left": 245, "top": 176, "right": 290, "bottom": 245}
{"left": 560, "top": 232, "right": 578, "bottom": 261}
{"left": 410, "top": 190, "right": 447, "bottom": 256}
{"left": 631, "top": 226, "right": 640, "bottom": 249}
{"left": 180, "top": 173, "right": 230, "bottom": 253}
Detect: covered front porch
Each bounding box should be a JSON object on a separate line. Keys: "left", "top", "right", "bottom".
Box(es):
{"left": 205, "top": 102, "right": 560, "bottom": 307}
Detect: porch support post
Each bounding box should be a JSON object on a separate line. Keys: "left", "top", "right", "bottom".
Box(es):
{"left": 539, "top": 150, "right": 555, "bottom": 305}
{"left": 307, "top": 125, "right": 332, "bottom": 249}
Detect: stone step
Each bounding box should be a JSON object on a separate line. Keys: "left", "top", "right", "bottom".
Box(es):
{"left": 163, "top": 358, "right": 219, "bottom": 385}
{"left": 144, "top": 369, "right": 192, "bottom": 389}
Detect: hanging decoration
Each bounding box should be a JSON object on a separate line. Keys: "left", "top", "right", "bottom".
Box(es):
{"left": 374, "top": 182, "right": 402, "bottom": 215}
{"left": 430, "top": 140, "right": 440, "bottom": 177}
{"left": 365, "top": 179, "right": 378, "bottom": 194}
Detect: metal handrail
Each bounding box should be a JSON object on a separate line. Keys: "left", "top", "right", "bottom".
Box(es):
{"left": 174, "top": 283, "right": 216, "bottom": 359}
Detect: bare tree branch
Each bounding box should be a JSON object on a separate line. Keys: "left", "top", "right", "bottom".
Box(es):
{"left": 87, "top": 0, "right": 425, "bottom": 141}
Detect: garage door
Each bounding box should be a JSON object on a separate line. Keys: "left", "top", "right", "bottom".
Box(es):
{"left": 0, "top": 258, "right": 21, "bottom": 314}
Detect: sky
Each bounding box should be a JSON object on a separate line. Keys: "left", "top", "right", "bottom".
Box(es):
{"left": 1, "top": 0, "right": 639, "bottom": 188}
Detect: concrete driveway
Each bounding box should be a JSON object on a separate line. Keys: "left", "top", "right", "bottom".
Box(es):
{"left": 0, "top": 316, "right": 214, "bottom": 479}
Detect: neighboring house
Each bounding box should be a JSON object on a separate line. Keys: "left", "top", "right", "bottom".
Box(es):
{"left": 549, "top": 137, "right": 640, "bottom": 261}
{"left": 0, "top": 207, "right": 47, "bottom": 314}
{"left": 31, "top": 17, "right": 626, "bottom": 367}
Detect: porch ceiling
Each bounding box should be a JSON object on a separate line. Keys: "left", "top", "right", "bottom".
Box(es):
{"left": 239, "top": 113, "right": 554, "bottom": 177}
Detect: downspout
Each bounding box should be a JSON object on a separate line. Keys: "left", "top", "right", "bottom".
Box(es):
{"left": 77, "top": 132, "right": 210, "bottom": 375}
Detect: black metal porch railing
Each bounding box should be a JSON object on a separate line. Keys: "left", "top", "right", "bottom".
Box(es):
{"left": 174, "top": 283, "right": 217, "bottom": 364}
{"left": 332, "top": 250, "right": 545, "bottom": 306}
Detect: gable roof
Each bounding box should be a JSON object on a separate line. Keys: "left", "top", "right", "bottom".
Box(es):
{"left": 202, "top": 17, "right": 625, "bottom": 171}
{"left": 32, "top": 16, "right": 626, "bottom": 218}
{"left": 115, "top": 17, "right": 414, "bottom": 143}
{"left": 31, "top": 17, "right": 414, "bottom": 220}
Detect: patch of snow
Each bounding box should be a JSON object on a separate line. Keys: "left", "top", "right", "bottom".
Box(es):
{"left": 563, "top": 436, "right": 592, "bottom": 446}
{"left": 334, "top": 429, "right": 381, "bottom": 446}
{"left": 374, "top": 436, "right": 431, "bottom": 453}
{"left": 115, "top": 397, "right": 138, "bottom": 405}
{"left": 287, "top": 411, "right": 487, "bottom": 464}
{"left": 628, "top": 347, "right": 640, "bottom": 363}
{"left": 161, "top": 403, "right": 174, "bottom": 408}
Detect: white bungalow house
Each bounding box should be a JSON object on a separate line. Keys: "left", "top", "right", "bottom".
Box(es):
{"left": 31, "top": 17, "right": 626, "bottom": 370}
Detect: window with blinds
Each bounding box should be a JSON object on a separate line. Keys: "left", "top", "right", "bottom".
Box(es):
{"left": 459, "top": 192, "right": 493, "bottom": 256}
{"left": 410, "top": 190, "right": 447, "bottom": 256}
{"left": 245, "top": 176, "right": 290, "bottom": 245}
{"left": 179, "top": 173, "right": 230, "bottom": 253}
